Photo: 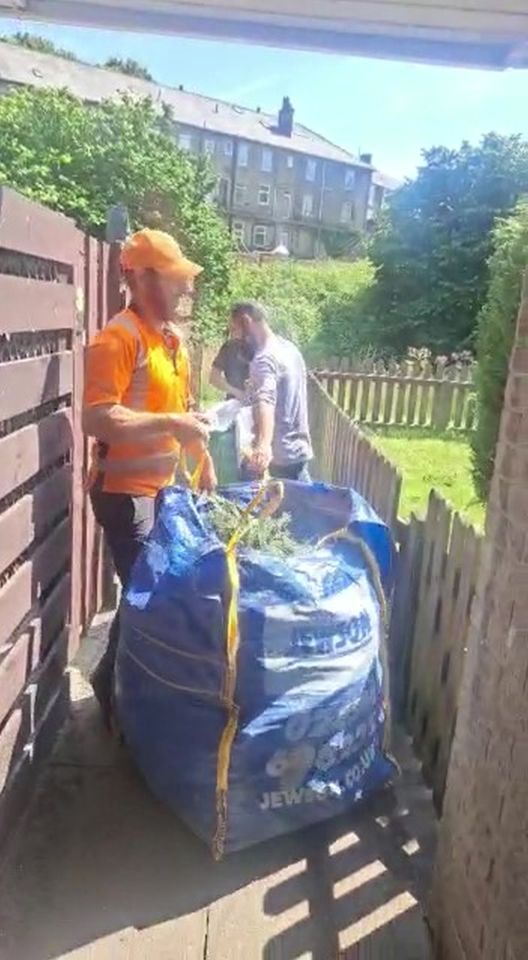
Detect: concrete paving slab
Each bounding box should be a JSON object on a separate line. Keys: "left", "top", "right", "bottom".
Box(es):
{"left": 0, "top": 624, "right": 434, "bottom": 960}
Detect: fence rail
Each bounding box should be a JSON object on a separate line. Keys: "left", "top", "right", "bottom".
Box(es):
{"left": 0, "top": 189, "right": 115, "bottom": 842}
{"left": 315, "top": 357, "right": 476, "bottom": 431}
{"left": 309, "top": 375, "right": 482, "bottom": 809}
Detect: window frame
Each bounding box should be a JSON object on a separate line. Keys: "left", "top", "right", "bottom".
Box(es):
{"left": 345, "top": 168, "right": 356, "bottom": 190}
{"left": 306, "top": 158, "right": 317, "bottom": 182}
{"left": 233, "top": 221, "right": 245, "bottom": 244}
{"left": 253, "top": 224, "right": 268, "bottom": 249}
{"left": 340, "top": 199, "right": 354, "bottom": 223}
{"left": 237, "top": 142, "right": 249, "bottom": 167}
{"left": 234, "top": 183, "right": 247, "bottom": 206}
{"left": 258, "top": 184, "right": 271, "bottom": 206}
{"left": 302, "top": 193, "right": 314, "bottom": 217}
{"left": 179, "top": 132, "right": 193, "bottom": 152}
{"left": 261, "top": 148, "right": 273, "bottom": 173}
{"left": 282, "top": 191, "right": 292, "bottom": 218}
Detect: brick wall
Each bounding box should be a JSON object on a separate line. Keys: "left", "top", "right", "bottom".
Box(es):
{"left": 431, "top": 273, "right": 528, "bottom": 959}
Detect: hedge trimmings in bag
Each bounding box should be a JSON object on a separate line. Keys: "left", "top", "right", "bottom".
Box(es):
{"left": 206, "top": 493, "right": 301, "bottom": 558}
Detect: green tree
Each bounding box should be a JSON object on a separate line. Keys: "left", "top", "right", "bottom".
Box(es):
{"left": 2, "top": 31, "right": 78, "bottom": 60}
{"left": 365, "top": 134, "right": 528, "bottom": 356}
{"left": 103, "top": 57, "right": 154, "bottom": 81}
{"left": 471, "top": 201, "right": 528, "bottom": 500}
{"left": 0, "top": 87, "right": 232, "bottom": 339}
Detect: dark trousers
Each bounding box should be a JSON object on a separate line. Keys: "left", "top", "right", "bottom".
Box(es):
{"left": 239, "top": 460, "right": 311, "bottom": 483}
{"left": 270, "top": 461, "right": 311, "bottom": 482}
{"left": 90, "top": 490, "right": 156, "bottom": 715}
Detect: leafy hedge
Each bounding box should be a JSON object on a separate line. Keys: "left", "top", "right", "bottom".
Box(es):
{"left": 229, "top": 258, "right": 376, "bottom": 360}
{"left": 471, "top": 200, "right": 528, "bottom": 500}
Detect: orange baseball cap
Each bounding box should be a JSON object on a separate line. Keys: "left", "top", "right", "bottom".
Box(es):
{"left": 121, "top": 228, "right": 203, "bottom": 279}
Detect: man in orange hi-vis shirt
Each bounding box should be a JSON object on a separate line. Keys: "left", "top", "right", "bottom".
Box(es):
{"left": 83, "top": 228, "right": 216, "bottom": 727}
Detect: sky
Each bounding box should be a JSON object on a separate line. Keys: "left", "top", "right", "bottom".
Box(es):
{"left": 0, "top": 16, "right": 527, "bottom": 179}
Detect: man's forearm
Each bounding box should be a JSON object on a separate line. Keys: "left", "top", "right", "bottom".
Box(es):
{"left": 83, "top": 404, "right": 181, "bottom": 444}
{"left": 253, "top": 400, "right": 275, "bottom": 448}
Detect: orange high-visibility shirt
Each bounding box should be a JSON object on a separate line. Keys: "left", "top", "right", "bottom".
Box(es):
{"left": 84, "top": 308, "right": 192, "bottom": 496}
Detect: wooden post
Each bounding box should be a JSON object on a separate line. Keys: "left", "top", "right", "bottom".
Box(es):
{"left": 106, "top": 242, "right": 122, "bottom": 319}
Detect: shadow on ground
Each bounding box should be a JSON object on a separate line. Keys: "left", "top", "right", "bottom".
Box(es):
{"left": 0, "top": 623, "right": 435, "bottom": 960}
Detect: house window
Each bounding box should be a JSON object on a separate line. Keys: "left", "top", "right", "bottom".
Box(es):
{"left": 179, "top": 132, "right": 192, "bottom": 151}
{"left": 286, "top": 154, "right": 294, "bottom": 169}
{"left": 302, "top": 193, "right": 314, "bottom": 217}
{"left": 258, "top": 184, "right": 271, "bottom": 206}
{"left": 234, "top": 184, "right": 247, "bottom": 206}
{"left": 345, "top": 168, "right": 356, "bottom": 190}
{"left": 233, "top": 221, "right": 245, "bottom": 244}
{"left": 261, "top": 148, "right": 273, "bottom": 172}
{"left": 224, "top": 139, "right": 233, "bottom": 156}
{"left": 253, "top": 224, "right": 268, "bottom": 249}
{"left": 281, "top": 191, "right": 292, "bottom": 218}
{"left": 217, "top": 178, "right": 229, "bottom": 206}
{"left": 340, "top": 200, "right": 354, "bottom": 223}
{"left": 280, "top": 229, "right": 289, "bottom": 248}
{"left": 204, "top": 138, "right": 216, "bottom": 155}
{"left": 238, "top": 142, "right": 249, "bottom": 166}
{"left": 306, "top": 158, "right": 317, "bottom": 182}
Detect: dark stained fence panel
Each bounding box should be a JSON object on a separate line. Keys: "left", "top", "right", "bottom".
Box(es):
{"left": 0, "top": 187, "right": 81, "bottom": 266}
{"left": 0, "top": 410, "right": 72, "bottom": 503}
{"left": 0, "top": 517, "right": 71, "bottom": 651}
{"left": 0, "top": 465, "right": 71, "bottom": 576}
{"left": 0, "top": 191, "right": 117, "bottom": 846}
{"left": 0, "top": 576, "right": 70, "bottom": 729}
{"left": 0, "top": 353, "right": 72, "bottom": 422}
{"left": 0, "top": 629, "right": 68, "bottom": 794}
{"left": 1, "top": 275, "right": 76, "bottom": 334}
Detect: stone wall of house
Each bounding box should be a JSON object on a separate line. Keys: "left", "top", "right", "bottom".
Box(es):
{"left": 431, "top": 274, "right": 528, "bottom": 960}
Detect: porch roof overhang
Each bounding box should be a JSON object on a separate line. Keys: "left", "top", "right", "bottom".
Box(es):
{"left": 0, "top": 0, "right": 527, "bottom": 70}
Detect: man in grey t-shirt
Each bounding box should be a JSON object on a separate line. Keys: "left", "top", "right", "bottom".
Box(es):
{"left": 231, "top": 301, "right": 312, "bottom": 481}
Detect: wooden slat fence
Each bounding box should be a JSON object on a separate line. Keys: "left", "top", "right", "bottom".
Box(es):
{"left": 399, "top": 494, "right": 482, "bottom": 811}
{"left": 0, "top": 189, "right": 115, "bottom": 842}
{"left": 315, "top": 357, "right": 476, "bottom": 431}
{"left": 308, "top": 374, "right": 402, "bottom": 530}
{"left": 310, "top": 376, "right": 483, "bottom": 810}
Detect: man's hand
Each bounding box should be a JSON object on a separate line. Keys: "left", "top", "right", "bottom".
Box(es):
{"left": 248, "top": 442, "right": 272, "bottom": 477}
{"left": 197, "top": 451, "right": 217, "bottom": 493}
{"left": 169, "top": 412, "right": 210, "bottom": 446}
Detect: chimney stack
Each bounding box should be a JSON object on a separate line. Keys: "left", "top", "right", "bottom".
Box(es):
{"left": 360, "top": 152, "right": 373, "bottom": 165}
{"left": 277, "top": 97, "right": 294, "bottom": 137}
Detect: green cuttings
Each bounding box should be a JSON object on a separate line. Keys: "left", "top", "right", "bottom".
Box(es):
{"left": 206, "top": 494, "right": 302, "bottom": 557}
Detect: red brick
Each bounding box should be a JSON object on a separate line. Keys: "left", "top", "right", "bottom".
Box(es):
{"left": 433, "top": 309, "right": 528, "bottom": 960}
{"left": 508, "top": 375, "right": 528, "bottom": 411}
{"left": 511, "top": 347, "right": 528, "bottom": 374}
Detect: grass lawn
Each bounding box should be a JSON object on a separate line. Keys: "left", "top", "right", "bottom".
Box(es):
{"left": 366, "top": 427, "right": 485, "bottom": 530}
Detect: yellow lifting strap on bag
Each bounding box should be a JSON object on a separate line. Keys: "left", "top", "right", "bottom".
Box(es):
{"left": 315, "top": 527, "right": 395, "bottom": 761}
{"left": 178, "top": 448, "right": 206, "bottom": 492}
{"left": 213, "top": 478, "right": 285, "bottom": 860}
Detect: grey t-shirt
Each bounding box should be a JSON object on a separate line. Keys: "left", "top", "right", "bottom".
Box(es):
{"left": 249, "top": 335, "right": 313, "bottom": 466}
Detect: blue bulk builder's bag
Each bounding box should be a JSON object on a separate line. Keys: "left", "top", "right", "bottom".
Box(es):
{"left": 116, "top": 480, "right": 397, "bottom": 857}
